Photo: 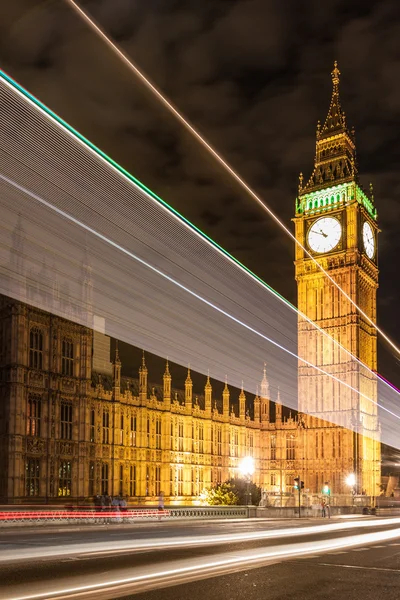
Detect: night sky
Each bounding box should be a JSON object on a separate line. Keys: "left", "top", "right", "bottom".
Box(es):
{"left": 1, "top": 0, "right": 399, "bottom": 390}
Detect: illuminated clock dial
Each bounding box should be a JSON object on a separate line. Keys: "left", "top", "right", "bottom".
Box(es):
{"left": 307, "top": 217, "right": 342, "bottom": 253}
{"left": 363, "top": 221, "right": 375, "bottom": 259}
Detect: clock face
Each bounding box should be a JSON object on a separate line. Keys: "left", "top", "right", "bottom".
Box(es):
{"left": 363, "top": 221, "right": 375, "bottom": 259}
{"left": 307, "top": 217, "right": 342, "bottom": 253}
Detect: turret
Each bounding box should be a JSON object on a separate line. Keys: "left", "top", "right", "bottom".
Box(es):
{"left": 260, "top": 364, "right": 270, "bottom": 423}
{"left": 275, "top": 388, "right": 282, "bottom": 424}
{"left": 112, "top": 341, "right": 121, "bottom": 401}
{"left": 223, "top": 376, "right": 230, "bottom": 418}
{"left": 139, "top": 351, "right": 148, "bottom": 403}
{"left": 185, "top": 366, "right": 193, "bottom": 411}
{"left": 163, "top": 358, "right": 171, "bottom": 408}
{"left": 205, "top": 372, "right": 212, "bottom": 416}
{"left": 239, "top": 382, "right": 246, "bottom": 421}
{"left": 254, "top": 386, "right": 260, "bottom": 423}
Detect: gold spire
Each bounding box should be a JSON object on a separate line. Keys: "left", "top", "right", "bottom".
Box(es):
{"left": 331, "top": 60, "right": 340, "bottom": 85}
{"left": 320, "top": 60, "right": 347, "bottom": 136}
{"left": 186, "top": 364, "right": 192, "bottom": 383}
{"left": 114, "top": 340, "right": 121, "bottom": 364}
{"left": 164, "top": 357, "right": 170, "bottom": 376}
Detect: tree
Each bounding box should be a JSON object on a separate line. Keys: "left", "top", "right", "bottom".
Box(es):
{"left": 204, "top": 482, "right": 239, "bottom": 505}
{"left": 227, "top": 478, "right": 262, "bottom": 506}
{"left": 204, "top": 479, "right": 262, "bottom": 506}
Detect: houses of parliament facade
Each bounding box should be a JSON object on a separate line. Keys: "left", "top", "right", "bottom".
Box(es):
{"left": 0, "top": 64, "right": 381, "bottom": 504}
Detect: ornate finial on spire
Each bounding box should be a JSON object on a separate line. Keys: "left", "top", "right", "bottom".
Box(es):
{"left": 141, "top": 349, "right": 146, "bottom": 367}
{"left": 256, "top": 385, "right": 259, "bottom": 397}
{"left": 369, "top": 182, "right": 374, "bottom": 201}
{"left": 224, "top": 375, "right": 229, "bottom": 391}
{"left": 186, "top": 364, "right": 192, "bottom": 383}
{"left": 298, "top": 172, "right": 303, "bottom": 192}
{"left": 331, "top": 60, "right": 340, "bottom": 86}
{"left": 115, "top": 339, "right": 120, "bottom": 363}
{"left": 241, "top": 380, "right": 244, "bottom": 391}
{"left": 164, "top": 357, "right": 170, "bottom": 375}
{"left": 351, "top": 125, "right": 356, "bottom": 138}
{"left": 316, "top": 120, "right": 321, "bottom": 137}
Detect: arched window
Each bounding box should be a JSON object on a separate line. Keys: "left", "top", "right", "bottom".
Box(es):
{"left": 27, "top": 394, "right": 41, "bottom": 436}
{"left": 61, "top": 337, "right": 74, "bottom": 376}
{"left": 29, "top": 327, "right": 43, "bottom": 369}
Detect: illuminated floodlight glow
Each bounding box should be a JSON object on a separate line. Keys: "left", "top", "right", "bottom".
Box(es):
{"left": 63, "top": 0, "right": 400, "bottom": 360}
{"left": 239, "top": 456, "right": 255, "bottom": 478}
{"left": 346, "top": 474, "right": 356, "bottom": 487}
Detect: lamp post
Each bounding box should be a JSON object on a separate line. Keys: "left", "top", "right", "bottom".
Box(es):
{"left": 239, "top": 456, "right": 255, "bottom": 505}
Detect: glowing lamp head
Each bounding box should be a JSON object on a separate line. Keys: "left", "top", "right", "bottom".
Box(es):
{"left": 346, "top": 473, "right": 356, "bottom": 487}
{"left": 239, "top": 456, "right": 255, "bottom": 478}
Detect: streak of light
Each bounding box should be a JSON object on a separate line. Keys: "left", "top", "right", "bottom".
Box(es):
{"left": 1, "top": 68, "right": 398, "bottom": 407}
{"left": 3, "top": 517, "right": 400, "bottom": 563}
{"left": 64, "top": 0, "right": 400, "bottom": 360}
{"left": 9, "top": 526, "right": 400, "bottom": 599}
{"left": 2, "top": 171, "right": 400, "bottom": 426}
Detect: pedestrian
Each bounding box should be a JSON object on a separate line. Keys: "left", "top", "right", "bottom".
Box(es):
{"left": 158, "top": 491, "right": 165, "bottom": 521}
{"left": 119, "top": 496, "right": 127, "bottom": 523}
{"left": 112, "top": 496, "right": 121, "bottom": 523}
{"left": 321, "top": 500, "right": 326, "bottom": 518}
{"left": 325, "top": 502, "right": 331, "bottom": 519}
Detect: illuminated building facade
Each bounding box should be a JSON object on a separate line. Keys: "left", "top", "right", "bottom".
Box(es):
{"left": 0, "top": 63, "right": 380, "bottom": 503}
{"left": 294, "top": 62, "right": 381, "bottom": 496}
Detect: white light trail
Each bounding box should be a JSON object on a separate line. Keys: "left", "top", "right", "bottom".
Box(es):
{"left": 65, "top": 0, "right": 400, "bottom": 359}
{"left": 3, "top": 517, "right": 400, "bottom": 564}
{"left": 9, "top": 526, "right": 400, "bottom": 599}
{"left": 2, "top": 171, "right": 399, "bottom": 427}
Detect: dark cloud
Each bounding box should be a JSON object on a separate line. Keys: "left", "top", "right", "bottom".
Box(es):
{"left": 0, "top": 0, "right": 399, "bottom": 386}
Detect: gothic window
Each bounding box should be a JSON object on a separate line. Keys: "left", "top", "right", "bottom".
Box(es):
{"left": 155, "top": 417, "right": 162, "bottom": 450}
{"left": 248, "top": 433, "right": 254, "bottom": 457}
{"left": 178, "top": 420, "right": 184, "bottom": 451}
{"left": 129, "top": 415, "right": 136, "bottom": 447}
{"left": 120, "top": 415, "right": 124, "bottom": 445}
{"left": 270, "top": 472, "right": 277, "bottom": 487}
{"left": 25, "top": 458, "right": 40, "bottom": 497}
{"left": 199, "top": 424, "right": 204, "bottom": 454}
{"left": 101, "top": 463, "right": 109, "bottom": 494}
{"left": 270, "top": 435, "right": 277, "bottom": 460}
{"left": 286, "top": 436, "right": 296, "bottom": 460}
{"left": 60, "top": 401, "right": 73, "bottom": 440}
{"left": 177, "top": 466, "right": 183, "bottom": 496}
{"left": 88, "top": 462, "right": 95, "bottom": 496}
{"left": 155, "top": 465, "right": 161, "bottom": 496}
{"left": 61, "top": 337, "right": 74, "bottom": 376}
{"left": 130, "top": 465, "right": 136, "bottom": 496}
{"left": 147, "top": 418, "right": 150, "bottom": 448}
{"left": 102, "top": 410, "right": 110, "bottom": 444}
{"left": 58, "top": 460, "right": 72, "bottom": 496}
{"left": 29, "top": 327, "right": 43, "bottom": 370}
{"left": 217, "top": 427, "right": 222, "bottom": 456}
{"left": 119, "top": 464, "right": 124, "bottom": 496}
{"left": 27, "top": 394, "right": 41, "bottom": 437}
{"left": 90, "top": 409, "right": 95, "bottom": 443}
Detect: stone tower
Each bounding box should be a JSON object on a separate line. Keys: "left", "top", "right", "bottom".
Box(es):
{"left": 294, "top": 62, "right": 380, "bottom": 496}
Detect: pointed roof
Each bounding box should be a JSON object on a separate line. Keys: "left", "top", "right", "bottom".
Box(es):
{"left": 139, "top": 349, "right": 147, "bottom": 372}
{"left": 298, "top": 61, "right": 360, "bottom": 197}
{"left": 223, "top": 375, "right": 230, "bottom": 397}
{"left": 185, "top": 365, "right": 192, "bottom": 384}
{"left": 164, "top": 357, "right": 171, "bottom": 378}
{"left": 260, "top": 363, "right": 270, "bottom": 398}
{"left": 319, "top": 61, "right": 347, "bottom": 138}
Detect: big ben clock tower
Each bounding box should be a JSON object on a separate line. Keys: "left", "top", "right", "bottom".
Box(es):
{"left": 294, "top": 63, "right": 381, "bottom": 496}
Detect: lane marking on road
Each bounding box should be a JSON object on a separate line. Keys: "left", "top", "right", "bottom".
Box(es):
{"left": 351, "top": 548, "right": 369, "bottom": 551}
{"left": 316, "top": 563, "right": 400, "bottom": 573}
{"left": 330, "top": 551, "right": 348, "bottom": 555}
{"left": 389, "top": 543, "right": 400, "bottom": 546}
{"left": 372, "top": 545, "right": 386, "bottom": 548}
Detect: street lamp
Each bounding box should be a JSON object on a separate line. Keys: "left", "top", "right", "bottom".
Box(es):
{"left": 239, "top": 456, "right": 255, "bottom": 505}
{"left": 346, "top": 473, "right": 356, "bottom": 501}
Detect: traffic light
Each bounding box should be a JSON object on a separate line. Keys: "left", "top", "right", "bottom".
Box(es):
{"left": 294, "top": 477, "right": 300, "bottom": 490}
{"left": 300, "top": 481, "right": 305, "bottom": 490}
{"left": 323, "top": 482, "right": 330, "bottom": 495}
